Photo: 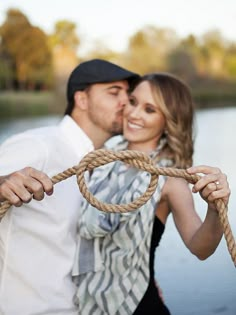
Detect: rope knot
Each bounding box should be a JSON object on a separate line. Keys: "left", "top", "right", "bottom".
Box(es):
{"left": 0, "top": 149, "right": 235, "bottom": 266}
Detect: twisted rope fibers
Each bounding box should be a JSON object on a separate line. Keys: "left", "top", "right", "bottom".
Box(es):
{"left": 0, "top": 149, "right": 235, "bottom": 266}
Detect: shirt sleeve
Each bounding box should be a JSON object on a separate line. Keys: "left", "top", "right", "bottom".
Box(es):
{"left": 0, "top": 133, "right": 48, "bottom": 175}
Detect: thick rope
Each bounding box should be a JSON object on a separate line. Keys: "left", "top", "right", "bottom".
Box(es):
{"left": 0, "top": 149, "right": 235, "bottom": 266}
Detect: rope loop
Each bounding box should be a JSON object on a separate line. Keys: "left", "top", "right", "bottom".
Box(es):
{"left": 76, "top": 149, "right": 159, "bottom": 213}
{"left": 0, "top": 149, "right": 235, "bottom": 266}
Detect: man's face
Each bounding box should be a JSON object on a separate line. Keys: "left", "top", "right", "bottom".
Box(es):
{"left": 85, "top": 80, "right": 129, "bottom": 136}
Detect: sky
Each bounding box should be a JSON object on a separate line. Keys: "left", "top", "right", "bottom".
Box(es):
{"left": 1, "top": 0, "right": 236, "bottom": 55}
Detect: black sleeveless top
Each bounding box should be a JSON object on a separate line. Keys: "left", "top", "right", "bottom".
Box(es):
{"left": 133, "top": 216, "right": 171, "bottom": 315}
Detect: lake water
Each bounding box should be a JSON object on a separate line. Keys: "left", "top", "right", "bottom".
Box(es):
{"left": 0, "top": 108, "right": 236, "bottom": 315}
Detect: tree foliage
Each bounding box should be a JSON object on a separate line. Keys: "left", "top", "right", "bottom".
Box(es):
{"left": 0, "top": 8, "right": 236, "bottom": 95}
{"left": 167, "top": 49, "right": 197, "bottom": 82}
{"left": 225, "top": 44, "right": 236, "bottom": 77}
{"left": 48, "top": 20, "right": 80, "bottom": 110}
{"left": 125, "top": 26, "right": 179, "bottom": 74}
{"left": 0, "top": 9, "right": 52, "bottom": 89}
{"left": 49, "top": 20, "right": 80, "bottom": 52}
{"left": 49, "top": 19, "right": 80, "bottom": 78}
{"left": 198, "top": 30, "right": 227, "bottom": 78}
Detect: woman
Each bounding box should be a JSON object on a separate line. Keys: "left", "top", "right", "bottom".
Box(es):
{"left": 72, "top": 73, "right": 230, "bottom": 314}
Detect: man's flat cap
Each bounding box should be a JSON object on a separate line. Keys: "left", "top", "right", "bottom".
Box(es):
{"left": 67, "top": 59, "right": 140, "bottom": 102}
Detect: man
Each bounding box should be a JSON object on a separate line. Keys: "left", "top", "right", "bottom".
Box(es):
{"left": 0, "top": 59, "right": 139, "bottom": 315}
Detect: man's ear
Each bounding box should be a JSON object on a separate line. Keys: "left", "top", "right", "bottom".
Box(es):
{"left": 74, "top": 91, "right": 88, "bottom": 110}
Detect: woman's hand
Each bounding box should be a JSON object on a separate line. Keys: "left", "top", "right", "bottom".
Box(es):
{"left": 187, "top": 165, "right": 231, "bottom": 210}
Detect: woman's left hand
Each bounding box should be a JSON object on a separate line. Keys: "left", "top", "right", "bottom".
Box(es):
{"left": 187, "top": 165, "right": 231, "bottom": 210}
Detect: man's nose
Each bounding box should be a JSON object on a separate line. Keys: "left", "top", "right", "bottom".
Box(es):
{"left": 119, "top": 93, "right": 129, "bottom": 108}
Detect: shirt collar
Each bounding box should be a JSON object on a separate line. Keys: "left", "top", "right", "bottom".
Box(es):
{"left": 59, "top": 115, "right": 94, "bottom": 157}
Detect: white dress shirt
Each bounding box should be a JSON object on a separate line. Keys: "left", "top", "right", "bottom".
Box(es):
{"left": 0, "top": 116, "right": 94, "bottom": 315}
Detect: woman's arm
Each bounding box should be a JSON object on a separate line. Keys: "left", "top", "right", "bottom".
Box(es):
{"left": 162, "top": 165, "right": 230, "bottom": 260}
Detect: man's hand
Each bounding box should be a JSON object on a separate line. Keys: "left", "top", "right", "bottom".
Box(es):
{"left": 0, "top": 167, "right": 53, "bottom": 207}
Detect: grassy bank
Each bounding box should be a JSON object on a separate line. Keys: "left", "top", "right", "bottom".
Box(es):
{"left": 0, "top": 90, "right": 236, "bottom": 118}
{"left": 193, "top": 87, "right": 236, "bottom": 108}
{"left": 0, "top": 91, "right": 65, "bottom": 118}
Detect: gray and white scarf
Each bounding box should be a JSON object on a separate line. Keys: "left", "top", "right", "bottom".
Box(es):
{"left": 72, "top": 138, "right": 172, "bottom": 314}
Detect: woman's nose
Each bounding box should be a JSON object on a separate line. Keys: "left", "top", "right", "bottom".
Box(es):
{"left": 129, "top": 106, "right": 141, "bottom": 118}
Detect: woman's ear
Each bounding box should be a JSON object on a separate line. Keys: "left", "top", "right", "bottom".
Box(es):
{"left": 74, "top": 91, "right": 88, "bottom": 110}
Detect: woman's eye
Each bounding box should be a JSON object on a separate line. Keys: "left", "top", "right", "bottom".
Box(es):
{"left": 129, "top": 97, "right": 136, "bottom": 105}
{"left": 146, "top": 107, "right": 155, "bottom": 113}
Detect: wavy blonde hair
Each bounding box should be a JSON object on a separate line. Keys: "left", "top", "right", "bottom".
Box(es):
{"left": 135, "top": 73, "right": 195, "bottom": 168}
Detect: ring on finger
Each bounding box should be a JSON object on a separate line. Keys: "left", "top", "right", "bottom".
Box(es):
{"left": 215, "top": 181, "right": 220, "bottom": 190}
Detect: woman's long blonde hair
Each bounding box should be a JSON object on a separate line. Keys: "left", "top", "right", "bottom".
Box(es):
{"left": 134, "top": 73, "right": 195, "bottom": 168}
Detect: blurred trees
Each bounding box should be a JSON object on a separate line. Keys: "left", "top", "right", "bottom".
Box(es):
{"left": 226, "top": 44, "right": 236, "bottom": 77}
{"left": 0, "top": 9, "right": 52, "bottom": 90}
{"left": 124, "top": 27, "right": 236, "bottom": 84}
{"left": 48, "top": 20, "right": 80, "bottom": 109}
{"left": 167, "top": 50, "right": 197, "bottom": 83}
{"left": 49, "top": 20, "right": 80, "bottom": 93}
{"left": 200, "top": 30, "right": 227, "bottom": 78}
{"left": 167, "top": 35, "right": 198, "bottom": 82}
{"left": 49, "top": 19, "right": 80, "bottom": 81}
{"left": 0, "top": 7, "right": 236, "bottom": 108}
{"left": 124, "top": 26, "right": 179, "bottom": 74}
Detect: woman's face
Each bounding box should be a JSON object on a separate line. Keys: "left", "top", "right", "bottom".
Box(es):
{"left": 123, "top": 81, "right": 166, "bottom": 152}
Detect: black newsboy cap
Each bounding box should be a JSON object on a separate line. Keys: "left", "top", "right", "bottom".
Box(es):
{"left": 67, "top": 59, "right": 140, "bottom": 102}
